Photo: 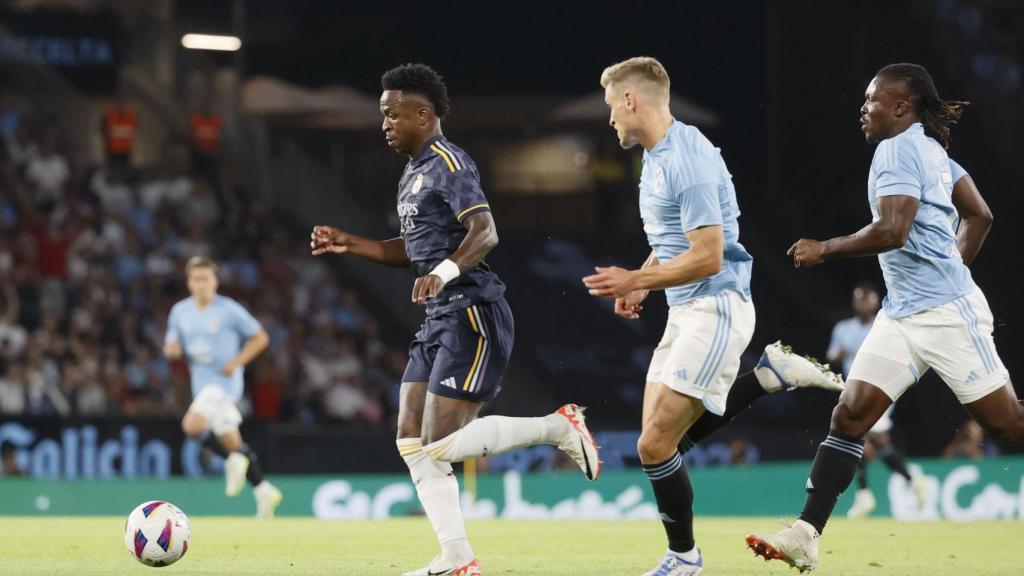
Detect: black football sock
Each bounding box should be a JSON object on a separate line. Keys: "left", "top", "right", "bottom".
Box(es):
{"left": 877, "top": 444, "right": 912, "bottom": 481}
{"left": 643, "top": 452, "right": 695, "bottom": 553}
{"left": 799, "top": 432, "right": 864, "bottom": 534}
{"left": 201, "top": 432, "right": 231, "bottom": 459}
{"left": 679, "top": 371, "right": 766, "bottom": 454}
{"left": 238, "top": 444, "right": 265, "bottom": 486}
{"left": 855, "top": 457, "right": 869, "bottom": 489}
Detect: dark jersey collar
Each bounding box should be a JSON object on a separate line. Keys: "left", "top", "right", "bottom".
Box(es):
{"left": 411, "top": 135, "right": 448, "bottom": 165}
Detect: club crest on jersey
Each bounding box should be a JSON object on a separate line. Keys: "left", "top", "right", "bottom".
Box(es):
{"left": 411, "top": 173, "right": 424, "bottom": 195}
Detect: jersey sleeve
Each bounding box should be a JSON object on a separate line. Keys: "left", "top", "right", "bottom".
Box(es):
{"left": 228, "top": 299, "right": 263, "bottom": 339}
{"left": 874, "top": 138, "right": 923, "bottom": 198}
{"left": 440, "top": 170, "right": 491, "bottom": 224}
{"left": 672, "top": 156, "right": 723, "bottom": 233}
{"left": 948, "top": 158, "right": 968, "bottom": 183}
{"left": 164, "top": 305, "right": 182, "bottom": 345}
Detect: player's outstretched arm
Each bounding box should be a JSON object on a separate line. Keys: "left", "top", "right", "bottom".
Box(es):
{"left": 789, "top": 195, "right": 920, "bottom": 268}
{"left": 950, "top": 174, "right": 993, "bottom": 265}
{"left": 310, "top": 225, "right": 410, "bottom": 267}
{"left": 411, "top": 211, "right": 498, "bottom": 304}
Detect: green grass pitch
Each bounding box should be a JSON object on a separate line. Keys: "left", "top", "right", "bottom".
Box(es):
{"left": 0, "top": 517, "right": 1016, "bottom": 575}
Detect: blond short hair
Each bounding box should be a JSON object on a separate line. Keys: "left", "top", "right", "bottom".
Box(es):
{"left": 600, "top": 56, "right": 670, "bottom": 103}
{"left": 185, "top": 256, "right": 218, "bottom": 276}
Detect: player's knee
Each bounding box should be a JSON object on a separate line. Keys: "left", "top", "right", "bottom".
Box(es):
{"left": 636, "top": 431, "right": 675, "bottom": 465}
{"left": 180, "top": 414, "right": 203, "bottom": 437}
{"left": 830, "top": 402, "right": 869, "bottom": 440}
{"left": 396, "top": 417, "right": 422, "bottom": 440}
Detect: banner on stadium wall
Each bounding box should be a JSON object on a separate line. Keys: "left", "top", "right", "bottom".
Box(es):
{"left": 1, "top": 458, "right": 1021, "bottom": 520}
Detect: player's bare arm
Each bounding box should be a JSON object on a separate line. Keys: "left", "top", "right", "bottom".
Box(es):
{"left": 950, "top": 174, "right": 993, "bottom": 265}
{"left": 310, "top": 225, "right": 410, "bottom": 267}
{"left": 615, "top": 252, "right": 658, "bottom": 319}
{"left": 221, "top": 329, "right": 270, "bottom": 376}
{"left": 789, "top": 195, "right": 920, "bottom": 268}
{"left": 163, "top": 340, "right": 183, "bottom": 360}
{"left": 411, "top": 211, "right": 498, "bottom": 305}
{"left": 583, "top": 225, "right": 723, "bottom": 298}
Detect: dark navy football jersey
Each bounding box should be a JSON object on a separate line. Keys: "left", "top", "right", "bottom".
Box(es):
{"left": 397, "top": 136, "right": 506, "bottom": 316}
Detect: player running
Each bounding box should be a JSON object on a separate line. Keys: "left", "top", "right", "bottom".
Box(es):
{"left": 584, "top": 56, "right": 844, "bottom": 576}
{"left": 163, "top": 257, "right": 283, "bottom": 518}
{"left": 828, "top": 283, "right": 927, "bottom": 518}
{"left": 310, "top": 63, "right": 599, "bottom": 576}
{"left": 747, "top": 63, "right": 1024, "bottom": 572}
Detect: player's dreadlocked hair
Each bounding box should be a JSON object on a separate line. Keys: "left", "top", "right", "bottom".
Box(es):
{"left": 381, "top": 63, "right": 450, "bottom": 118}
{"left": 876, "top": 63, "right": 969, "bottom": 149}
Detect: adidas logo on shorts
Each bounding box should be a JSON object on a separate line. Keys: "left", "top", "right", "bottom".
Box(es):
{"left": 440, "top": 377, "right": 458, "bottom": 389}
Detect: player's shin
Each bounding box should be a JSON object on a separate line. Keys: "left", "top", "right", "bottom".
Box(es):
{"left": 799, "top": 432, "right": 865, "bottom": 534}
{"left": 239, "top": 444, "right": 265, "bottom": 486}
{"left": 422, "top": 415, "right": 568, "bottom": 461}
{"left": 397, "top": 438, "right": 474, "bottom": 564}
{"left": 642, "top": 452, "right": 697, "bottom": 556}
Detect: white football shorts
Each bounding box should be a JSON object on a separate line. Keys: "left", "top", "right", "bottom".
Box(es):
{"left": 188, "top": 385, "right": 243, "bottom": 435}
{"left": 848, "top": 288, "right": 1009, "bottom": 405}
{"left": 647, "top": 290, "right": 756, "bottom": 415}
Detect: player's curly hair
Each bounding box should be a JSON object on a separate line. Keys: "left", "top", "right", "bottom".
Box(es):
{"left": 381, "top": 63, "right": 451, "bottom": 118}
{"left": 877, "top": 63, "right": 969, "bottom": 149}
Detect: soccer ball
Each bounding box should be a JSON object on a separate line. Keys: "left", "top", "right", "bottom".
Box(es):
{"left": 124, "top": 500, "right": 191, "bottom": 567}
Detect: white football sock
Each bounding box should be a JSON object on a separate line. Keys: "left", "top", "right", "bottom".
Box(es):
{"left": 422, "top": 414, "right": 569, "bottom": 462}
{"left": 397, "top": 438, "right": 474, "bottom": 564}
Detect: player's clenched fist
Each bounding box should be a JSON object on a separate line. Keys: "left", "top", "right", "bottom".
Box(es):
{"left": 788, "top": 238, "right": 827, "bottom": 268}
{"left": 310, "top": 225, "right": 352, "bottom": 255}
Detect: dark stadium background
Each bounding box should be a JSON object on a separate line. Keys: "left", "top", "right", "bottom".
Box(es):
{"left": 2, "top": 0, "right": 1021, "bottom": 476}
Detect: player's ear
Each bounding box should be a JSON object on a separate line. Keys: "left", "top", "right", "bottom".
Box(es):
{"left": 417, "top": 106, "right": 432, "bottom": 126}
{"left": 624, "top": 90, "right": 637, "bottom": 113}
{"left": 893, "top": 98, "right": 910, "bottom": 118}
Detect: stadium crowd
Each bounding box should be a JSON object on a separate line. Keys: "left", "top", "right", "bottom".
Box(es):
{"left": 0, "top": 95, "right": 405, "bottom": 429}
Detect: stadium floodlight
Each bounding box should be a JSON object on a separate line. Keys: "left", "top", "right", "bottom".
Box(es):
{"left": 180, "top": 34, "right": 242, "bottom": 52}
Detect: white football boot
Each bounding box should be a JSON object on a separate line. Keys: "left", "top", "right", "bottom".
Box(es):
{"left": 911, "top": 474, "right": 930, "bottom": 509}
{"left": 402, "top": 556, "right": 480, "bottom": 576}
{"left": 641, "top": 549, "right": 703, "bottom": 575}
{"left": 846, "top": 488, "right": 876, "bottom": 519}
{"left": 746, "top": 519, "right": 820, "bottom": 573}
{"left": 254, "top": 481, "right": 283, "bottom": 519}
{"left": 755, "top": 342, "right": 844, "bottom": 393}
{"left": 224, "top": 452, "right": 249, "bottom": 497}
{"left": 555, "top": 404, "right": 602, "bottom": 481}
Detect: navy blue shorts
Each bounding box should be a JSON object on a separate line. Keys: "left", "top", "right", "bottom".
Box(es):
{"left": 402, "top": 299, "right": 514, "bottom": 403}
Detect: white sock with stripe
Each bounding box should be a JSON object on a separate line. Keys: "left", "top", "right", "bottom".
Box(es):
{"left": 422, "top": 414, "right": 569, "bottom": 462}
{"left": 397, "top": 438, "right": 474, "bottom": 564}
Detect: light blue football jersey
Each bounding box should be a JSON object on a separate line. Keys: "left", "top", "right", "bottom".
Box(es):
{"left": 639, "top": 121, "right": 752, "bottom": 305}
{"left": 867, "top": 123, "right": 974, "bottom": 318}
{"left": 828, "top": 317, "right": 874, "bottom": 376}
{"left": 165, "top": 295, "right": 263, "bottom": 402}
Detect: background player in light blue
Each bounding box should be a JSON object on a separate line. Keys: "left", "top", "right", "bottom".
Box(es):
{"left": 749, "top": 63, "right": 1024, "bottom": 572}
{"left": 828, "top": 283, "right": 926, "bottom": 519}
{"left": 163, "top": 256, "right": 281, "bottom": 518}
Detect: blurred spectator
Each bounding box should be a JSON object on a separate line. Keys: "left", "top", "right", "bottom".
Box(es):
{"left": 101, "top": 100, "right": 137, "bottom": 170}
{"left": 942, "top": 419, "right": 999, "bottom": 459}
{"left": 1, "top": 442, "right": 23, "bottom": 476}
{"left": 24, "top": 122, "right": 69, "bottom": 208}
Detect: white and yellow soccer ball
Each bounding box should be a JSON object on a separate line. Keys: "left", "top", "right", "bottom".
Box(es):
{"left": 124, "top": 500, "right": 191, "bottom": 567}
